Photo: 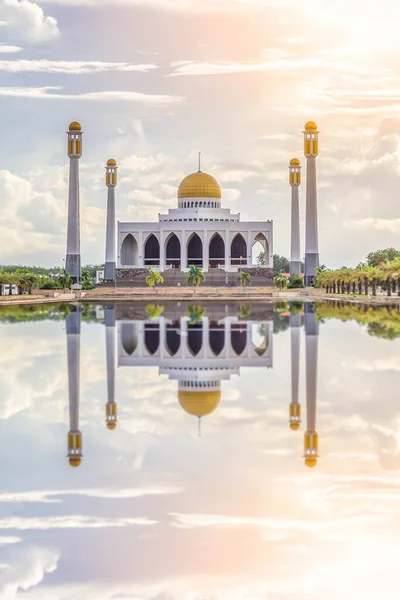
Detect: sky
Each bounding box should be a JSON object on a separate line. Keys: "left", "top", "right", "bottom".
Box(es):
{"left": 0, "top": 0, "right": 400, "bottom": 268}
{"left": 1, "top": 305, "right": 400, "bottom": 598}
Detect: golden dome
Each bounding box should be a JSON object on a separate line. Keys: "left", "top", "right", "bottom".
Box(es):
{"left": 69, "top": 121, "right": 81, "bottom": 131}
{"left": 290, "top": 422, "right": 301, "bottom": 431}
{"left": 107, "top": 158, "right": 117, "bottom": 167}
{"left": 178, "top": 171, "right": 221, "bottom": 199}
{"left": 69, "top": 457, "right": 81, "bottom": 467}
{"left": 305, "top": 457, "right": 318, "bottom": 468}
{"left": 178, "top": 389, "right": 221, "bottom": 417}
{"left": 290, "top": 158, "right": 300, "bottom": 166}
{"left": 304, "top": 121, "right": 318, "bottom": 131}
{"left": 107, "top": 422, "right": 117, "bottom": 430}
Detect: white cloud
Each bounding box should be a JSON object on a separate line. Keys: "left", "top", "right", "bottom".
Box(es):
{"left": 347, "top": 218, "right": 400, "bottom": 233}
{"left": 0, "top": 59, "right": 157, "bottom": 73}
{"left": 0, "top": 537, "right": 22, "bottom": 545}
{"left": 0, "top": 515, "right": 157, "bottom": 530}
{"left": 0, "top": 86, "right": 183, "bottom": 104}
{"left": 0, "top": 0, "right": 59, "bottom": 42}
{"left": 0, "top": 485, "right": 183, "bottom": 503}
{"left": 169, "top": 512, "right": 323, "bottom": 532}
{"left": 0, "top": 44, "right": 22, "bottom": 53}
{"left": 0, "top": 546, "right": 59, "bottom": 599}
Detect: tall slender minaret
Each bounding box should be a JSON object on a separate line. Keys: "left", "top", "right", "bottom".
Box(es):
{"left": 303, "top": 303, "right": 319, "bottom": 468}
{"left": 289, "top": 158, "right": 301, "bottom": 276}
{"left": 304, "top": 121, "right": 319, "bottom": 286}
{"left": 104, "top": 159, "right": 118, "bottom": 281}
{"left": 66, "top": 122, "right": 83, "bottom": 285}
{"left": 66, "top": 305, "right": 82, "bottom": 467}
{"left": 105, "top": 306, "right": 117, "bottom": 430}
{"left": 289, "top": 312, "right": 301, "bottom": 431}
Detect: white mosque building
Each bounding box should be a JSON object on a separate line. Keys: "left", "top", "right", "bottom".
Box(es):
{"left": 117, "top": 167, "right": 273, "bottom": 273}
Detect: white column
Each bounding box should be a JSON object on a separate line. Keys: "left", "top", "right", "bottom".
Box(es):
{"left": 202, "top": 317, "right": 210, "bottom": 358}
{"left": 181, "top": 233, "right": 187, "bottom": 271}
{"left": 159, "top": 317, "right": 166, "bottom": 358}
{"left": 224, "top": 231, "right": 230, "bottom": 271}
{"left": 290, "top": 186, "right": 301, "bottom": 276}
{"left": 202, "top": 231, "right": 209, "bottom": 272}
{"left": 105, "top": 186, "right": 116, "bottom": 280}
{"left": 304, "top": 123, "right": 320, "bottom": 286}
{"left": 247, "top": 231, "right": 252, "bottom": 266}
{"left": 66, "top": 157, "right": 81, "bottom": 284}
{"left": 180, "top": 317, "right": 187, "bottom": 358}
{"left": 138, "top": 231, "right": 144, "bottom": 267}
{"left": 160, "top": 233, "right": 166, "bottom": 272}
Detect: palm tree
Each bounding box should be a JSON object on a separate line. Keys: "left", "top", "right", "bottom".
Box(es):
{"left": 145, "top": 304, "right": 164, "bottom": 319}
{"left": 187, "top": 304, "right": 206, "bottom": 324}
{"left": 238, "top": 271, "right": 251, "bottom": 289}
{"left": 186, "top": 265, "right": 206, "bottom": 292}
{"left": 58, "top": 268, "right": 72, "bottom": 291}
{"left": 238, "top": 304, "right": 251, "bottom": 319}
{"left": 81, "top": 268, "right": 94, "bottom": 290}
{"left": 145, "top": 269, "right": 164, "bottom": 291}
{"left": 274, "top": 274, "right": 288, "bottom": 290}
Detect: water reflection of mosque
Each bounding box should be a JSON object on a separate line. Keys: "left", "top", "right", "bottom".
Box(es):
{"left": 66, "top": 304, "right": 320, "bottom": 469}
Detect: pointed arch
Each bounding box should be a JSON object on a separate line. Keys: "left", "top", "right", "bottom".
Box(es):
{"left": 166, "top": 322, "right": 180, "bottom": 356}
{"left": 166, "top": 233, "right": 181, "bottom": 269}
{"left": 230, "top": 234, "right": 247, "bottom": 266}
{"left": 187, "top": 324, "right": 203, "bottom": 356}
{"left": 144, "top": 234, "right": 160, "bottom": 266}
{"left": 209, "top": 233, "right": 225, "bottom": 268}
{"left": 120, "top": 323, "right": 137, "bottom": 355}
{"left": 187, "top": 233, "right": 203, "bottom": 267}
{"left": 209, "top": 322, "right": 224, "bottom": 356}
{"left": 252, "top": 232, "right": 269, "bottom": 266}
{"left": 144, "top": 324, "right": 160, "bottom": 355}
{"left": 121, "top": 234, "right": 138, "bottom": 266}
{"left": 231, "top": 326, "right": 247, "bottom": 356}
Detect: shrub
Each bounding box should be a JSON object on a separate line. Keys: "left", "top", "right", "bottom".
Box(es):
{"left": 287, "top": 274, "right": 304, "bottom": 289}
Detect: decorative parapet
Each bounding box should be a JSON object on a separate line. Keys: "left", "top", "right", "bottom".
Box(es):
{"left": 116, "top": 268, "right": 149, "bottom": 281}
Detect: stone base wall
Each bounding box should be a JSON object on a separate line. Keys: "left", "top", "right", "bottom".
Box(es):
{"left": 115, "top": 267, "right": 274, "bottom": 287}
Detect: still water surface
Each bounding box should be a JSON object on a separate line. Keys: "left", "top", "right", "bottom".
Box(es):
{"left": 0, "top": 301, "right": 399, "bottom": 599}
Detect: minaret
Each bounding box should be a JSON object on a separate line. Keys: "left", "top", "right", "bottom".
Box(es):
{"left": 304, "top": 121, "right": 319, "bottom": 286}
{"left": 289, "top": 312, "right": 301, "bottom": 431}
{"left": 289, "top": 158, "right": 301, "bottom": 276}
{"left": 303, "top": 304, "right": 319, "bottom": 468}
{"left": 105, "top": 306, "right": 117, "bottom": 430}
{"left": 66, "top": 305, "right": 82, "bottom": 467}
{"left": 66, "top": 121, "right": 83, "bottom": 285}
{"left": 104, "top": 159, "right": 118, "bottom": 281}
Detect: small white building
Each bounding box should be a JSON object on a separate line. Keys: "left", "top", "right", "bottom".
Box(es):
{"left": 117, "top": 170, "right": 273, "bottom": 273}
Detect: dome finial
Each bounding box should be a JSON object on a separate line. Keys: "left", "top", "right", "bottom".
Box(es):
{"left": 198, "top": 151, "right": 201, "bottom": 172}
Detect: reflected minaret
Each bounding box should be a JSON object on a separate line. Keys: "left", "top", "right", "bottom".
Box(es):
{"left": 104, "top": 159, "right": 118, "bottom": 281}
{"left": 289, "top": 158, "right": 301, "bottom": 276}
{"left": 66, "top": 305, "right": 82, "bottom": 467}
{"left": 304, "top": 304, "right": 319, "bottom": 468}
{"left": 66, "top": 122, "right": 83, "bottom": 285}
{"left": 105, "top": 306, "right": 117, "bottom": 429}
{"left": 304, "top": 121, "right": 319, "bottom": 286}
{"left": 289, "top": 313, "right": 301, "bottom": 431}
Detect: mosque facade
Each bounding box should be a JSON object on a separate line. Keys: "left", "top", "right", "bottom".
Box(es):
{"left": 118, "top": 169, "right": 273, "bottom": 273}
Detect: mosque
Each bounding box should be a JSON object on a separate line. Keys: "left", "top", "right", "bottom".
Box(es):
{"left": 65, "top": 304, "right": 320, "bottom": 469}
{"left": 64, "top": 120, "right": 320, "bottom": 285}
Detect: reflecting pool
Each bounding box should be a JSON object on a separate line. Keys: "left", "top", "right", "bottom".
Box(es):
{"left": 0, "top": 301, "right": 400, "bottom": 599}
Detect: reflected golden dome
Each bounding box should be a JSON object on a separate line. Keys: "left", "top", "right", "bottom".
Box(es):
{"left": 69, "top": 457, "right": 81, "bottom": 467}
{"left": 305, "top": 457, "right": 318, "bottom": 468}
{"left": 107, "top": 158, "right": 117, "bottom": 167}
{"left": 178, "top": 172, "right": 221, "bottom": 199}
{"left": 304, "top": 121, "right": 318, "bottom": 131}
{"left": 107, "top": 422, "right": 117, "bottom": 430}
{"left": 290, "top": 158, "right": 300, "bottom": 166}
{"left": 69, "top": 121, "right": 81, "bottom": 131}
{"left": 290, "top": 423, "right": 301, "bottom": 431}
{"left": 178, "top": 390, "right": 221, "bottom": 417}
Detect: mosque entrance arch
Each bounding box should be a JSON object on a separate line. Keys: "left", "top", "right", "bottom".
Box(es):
{"left": 121, "top": 234, "right": 138, "bottom": 266}
{"left": 166, "top": 233, "right": 181, "bottom": 269}
{"left": 144, "top": 234, "right": 160, "bottom": 266}
{"left": 230, "top": 234, "right": 247, "bottom": 266}
{"left": 187, "top": 233, "right": 203, "bottom": 268}
{"left": 120, "top": 323, "right": 138, "bottom": 355}
{"left": 252, "top": 233, "right": 269, "bottom": 266}
{"left": 187, "top": 323, "right": 203, "bottom": 356}
{"left": 209, "top": 233, "right": 225, "bottom": 268}
{"left": 166, "top": 322, "right": 180, "bottom": 356}
{"left": 209, "top": 321, "right": 225, "bottom": 356}
{"left": 231, "top": 325, "right": 247, "bottom": 356}
{"left": 145, "top": 324, "right": 160, "bottom": 355}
